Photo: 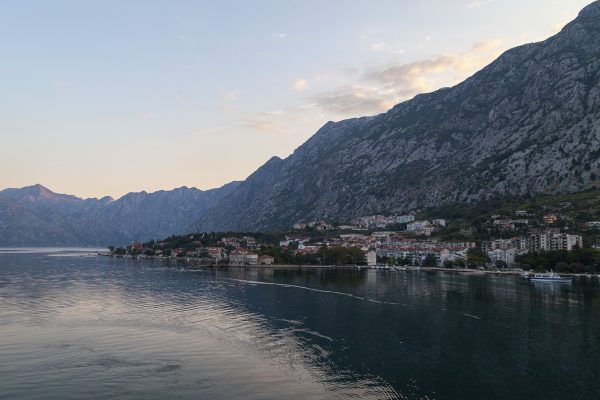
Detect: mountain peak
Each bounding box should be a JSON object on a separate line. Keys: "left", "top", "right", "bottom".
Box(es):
{"left": 28, "top": 184, "right": 55, "bottom": 197}
{"left": 0, "top": 184, "right": 81, "bottom": 204}
{"left": 578, "top": 1, "right": 600, "bottom": 18}
{"left": 193, "top": 1, "right": 600, "bottom": 232}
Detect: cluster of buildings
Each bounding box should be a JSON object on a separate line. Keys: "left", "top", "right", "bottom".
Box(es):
{"left": 219, "top": 235, "right": 258, "bottom": 249}
{"left": 482, "top": 229, "right": 583, "bottom": 266}
{"left": 121, "top": 207, "right": 590, "bottom": 268}
{"left": 481, "top": 209, "right": 588, "bottom": 266}
{"left": 406, "top": 219, "right": 446, "bottom": 236}
{"left": 292, "top": 221, "right": 335, "bottom": 231}
{"left": 490, "top": 211, "right": 576, "bottom": 231}
{"left": 352, "top": 214, "right": 416, "bottom": 229}
{"left": 125, "top": 236, "right": 275, "bottom": 266}
{"left": 277, "top": 231, "right": 474, "bottom": 267}
{"left": 376, "top": 240, "right": 474, "bottom": 266}
{"left": 292, "top": 214, "right": 447, "bottom": 237}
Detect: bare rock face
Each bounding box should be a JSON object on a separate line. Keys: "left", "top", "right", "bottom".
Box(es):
{"left": 193, "top": 1, "right": 600, "bottom": 232}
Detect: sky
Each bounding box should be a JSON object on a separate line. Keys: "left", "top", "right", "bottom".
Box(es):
{"left": 0, "top": 0, "right": 593, "bottom": 199}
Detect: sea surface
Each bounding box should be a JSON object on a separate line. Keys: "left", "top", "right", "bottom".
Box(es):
{"left": 1, "top": 248, "right": 600, "bottom": 400}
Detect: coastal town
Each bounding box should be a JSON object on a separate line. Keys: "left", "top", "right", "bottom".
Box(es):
{"left": 109, "top": 206, "right": 600, "bottom": 273}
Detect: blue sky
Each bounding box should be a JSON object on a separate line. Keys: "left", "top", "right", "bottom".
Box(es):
{"left": 0, "top": 0, "right": 592, "bottom": 198}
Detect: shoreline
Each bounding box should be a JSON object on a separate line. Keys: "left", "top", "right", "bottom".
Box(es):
{"left": 100, "top": 254, "right": 599, "bottom": 278}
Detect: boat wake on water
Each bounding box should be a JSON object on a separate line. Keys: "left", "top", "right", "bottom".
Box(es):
{"left": 227, "top": 278, "right": 403, "bottom": 306}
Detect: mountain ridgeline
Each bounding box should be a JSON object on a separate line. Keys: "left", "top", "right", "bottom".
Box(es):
{"left": 192, "top": 1, "right": 600, "bottom": 232}
{"left": 0, "top": 183, "right": 238, "bottom": 246}
{"left": 4, "top": 2, "right": 600, "bottom": 246}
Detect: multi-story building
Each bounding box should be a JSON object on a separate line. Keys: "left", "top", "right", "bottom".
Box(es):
{"left": 527, "top": 230, "right": 582, "bottom": 251}
{"left": 407, "top": 221, "right": 429, "bottom": 231}
{"left": 228, "top": 250, "right": 258, "bottom": 266}
{"left": 365, "top": 250, "right": 377, "bottom": 266}
{"left": 487, "top": 248, "right": 518, "bottom": 266}
{"left": 397, "top": 215, "right": 416, "bottom": 224}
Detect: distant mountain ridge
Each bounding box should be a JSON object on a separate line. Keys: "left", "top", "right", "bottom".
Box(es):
{"left": 0, "top": 183, "right": 238, "bottom": 246}
{"left": 190, "top": 1, "right": 600, "bottom": 232}
{"left": 5, "top": 2, "right": 600, "bottom": 245}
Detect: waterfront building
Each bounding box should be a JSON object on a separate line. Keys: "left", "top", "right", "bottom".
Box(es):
{"left": 229, "top": 250, "right": 259, "bottom": 266}
{"left": 366, "top": 250, "right": 377, "bottom": 266}
{"left": 258, "top": 255, "right": 274, "bottom": 265}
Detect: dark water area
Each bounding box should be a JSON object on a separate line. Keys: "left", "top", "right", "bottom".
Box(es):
{"left": 1, "top": 248, "right": 600, "bottom": 399}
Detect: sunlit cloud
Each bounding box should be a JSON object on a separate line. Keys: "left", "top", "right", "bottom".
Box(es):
{"left": 292, "top": 78, "right": 309, "bottom": 91}
{"left": 310, "top": 38, "right": 506, "bottom": 117}
{"left": 311, "top": 86, "right": 390, "bottom": 116}
{"left": 243, "top": 38, "right": 508, "bottom": 133}
{"left": 243, "top": 105, "right": 323, "bottom": 136}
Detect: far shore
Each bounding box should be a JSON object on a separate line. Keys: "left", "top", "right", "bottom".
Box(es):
{"left": 99, "top": 253, "right": 600, "bottom": 278}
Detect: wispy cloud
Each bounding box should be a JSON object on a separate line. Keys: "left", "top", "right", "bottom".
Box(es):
{"left": 219, "top": 90, "right": 241, "bottom": 101}
{"left": 467, "top": 0, "right": 494, "bottom": 8}
{"left": 245, "top": 118, "right": 277, "bottom": 132}
{"left": 274, "top": 32, "right": 287, "bottom": 39}
{"left": 241, "top": 38, "right": 507, "bottom": 136}
{"left": 311, "top": 86, "right": 391, "bottom": 116}
{"left": 192, "top": 124, "right": 238, "bottom": 136}
{"left": 242, "top": 105, "right": 323, "bottom": 136}
{"left": 310, "top": 38, "right": 505, "bottom": 117}
{"left": 370, "top": 42, "right": 405, "bottom": 54}
{"left": 292, "top": 78, "right": 309, "bottom": 91}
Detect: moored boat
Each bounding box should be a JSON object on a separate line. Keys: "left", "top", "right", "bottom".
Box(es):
{"left": 530, "top": 272, "right": 572, "bottom": 284}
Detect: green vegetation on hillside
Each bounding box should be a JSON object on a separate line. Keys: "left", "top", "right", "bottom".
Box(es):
{"left": 421, "top": 189, "right": 600, "bottom": 244}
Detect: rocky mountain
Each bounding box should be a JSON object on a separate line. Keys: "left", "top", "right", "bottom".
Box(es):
{"left": 0, "top": 183, "right": 238, "bottom": 246}
{"left": 192, "top": 1, "right": 600, "bottom": 232}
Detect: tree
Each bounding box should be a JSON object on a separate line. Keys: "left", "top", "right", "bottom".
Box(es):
{"left": 424, "top": 254, "right": 438, "bottom": 267}
{"left": 348, "top": 247, "right": 364, "bottom": 265}
{"left": 443, "top": 260, "right": 454, "bottom": 269}
{"left": 467, "top": 248, "right": 490, "bottom": 268}
{"left": 398, "top": 257, "right": 411, "bottom": 266}
{"left": 322, "top": 246, "right": 365, "bottom": 265}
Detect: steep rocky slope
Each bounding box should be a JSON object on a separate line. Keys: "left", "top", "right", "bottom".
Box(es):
{"left": 193, "top": 1, "right": 600, "bottom": 232}
{"left": 0, "top": 183, "right": 238, "bottom": 246}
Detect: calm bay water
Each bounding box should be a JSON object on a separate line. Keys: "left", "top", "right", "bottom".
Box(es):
{"left": 1, "top": 249, "right": 600, "bottom": 399}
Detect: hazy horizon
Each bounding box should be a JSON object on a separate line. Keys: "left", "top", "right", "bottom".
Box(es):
{"left": 1, "top": 0, "right": 592, "bottom": 198}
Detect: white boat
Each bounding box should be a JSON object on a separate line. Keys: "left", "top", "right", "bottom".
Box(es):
{"left": 529, "top": 272, "right": 572, "bottom": 283}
